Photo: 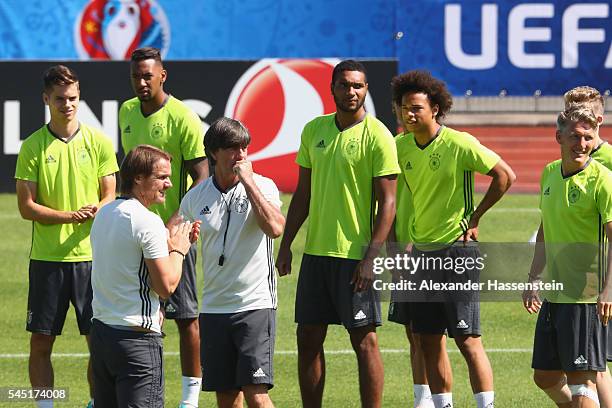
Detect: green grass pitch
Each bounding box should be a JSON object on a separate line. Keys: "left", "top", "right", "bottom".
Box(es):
{"left": 0, "top": 193, "right": 608, "bottom": 407}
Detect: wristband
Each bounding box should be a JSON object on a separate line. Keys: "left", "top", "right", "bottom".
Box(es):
{"left": 169, "top": 249, "right": 186, "bottom": 259}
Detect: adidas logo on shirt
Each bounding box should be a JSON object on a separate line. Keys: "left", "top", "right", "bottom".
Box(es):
{"left": 405, "top": 161, "right": 412, "bottom": 170}
{"left": 543, "top": 187, "right": 550, "bottom": 196}
{"left": 354, "top": 310, "right": 367, "bottom": 320}
{"left": 200, "top": 206, "right": 211, "bottom": 215}
{"left": 316, "top": 139, "right": 325, "bottom": 148}
{"left": 253, "top": 368, "right": 266, "bottom": 378}
{"left": 456, "top": 320, "right": 469, "bottom": 329}
{"left": 45, "top": 155, "right": 56, "bottom": 164}
{"left": 574, "top": 355, "right": 588, "bottom": 365}
{"left": 124, "top": 125, "right": 131, "bottom": 133}
{"left": 165, "top": 304, "right": 176, "bottom": 313}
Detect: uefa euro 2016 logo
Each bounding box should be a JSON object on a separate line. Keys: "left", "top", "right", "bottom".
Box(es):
{"left": 74, "top": 0, "right": 170, "bottom": 60}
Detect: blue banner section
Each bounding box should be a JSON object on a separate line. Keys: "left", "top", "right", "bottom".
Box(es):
{"left": 398, "top": 0, "right": 612, "bottom": 95}
{"left": 0, "top": 0, "right": 395, "bottom": 60}
{"left": 1, "top": 0, "right": 612, "bottom": 95}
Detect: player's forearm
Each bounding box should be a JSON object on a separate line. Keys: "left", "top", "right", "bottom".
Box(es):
{"left": 19, "top": 201, "right": 77, "bottom": 225}
{"left": 146, "top": 253, "right": 184, "bottom": 299}
{"left": 279, "top": 190, "right": 309, "bottom": 251}
{"left": 365, "top": 197, "right": 396, "bottom": 260}
{"left": 473, "top": 168, "right": 515, "bottom": 222}
{"left": 242, "top": 178, "right": 285, "bottom": 238}
{"left": 528, "top": 226, "right": 546, "bottom": 282}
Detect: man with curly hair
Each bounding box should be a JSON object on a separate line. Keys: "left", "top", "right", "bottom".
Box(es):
{"left": 390, "top": 70, "right": 515, "bottom": 408}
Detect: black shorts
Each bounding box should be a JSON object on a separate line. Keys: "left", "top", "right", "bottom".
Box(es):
{"left": 26, "top": 260, "right": 93, "bottom": 335}
{"left": 200, "top": 309, "right": 275, "bottom": 391}
{"left": 388, "top": 301, "right": 415, "bottom": 325}
{"left": 295, "top": 254, "right": 382, "bottom": 329}
{"left": 90, "top": 319, "right": 164, "bottom": 408}
{"left": 164, "top": 245, "right": 198, "bottom": 319}
{"left": 409, "top": 244, "right": 482, "bottom": 337}
{"left": 532, "top": 301, "right": 609, "bottom": 372}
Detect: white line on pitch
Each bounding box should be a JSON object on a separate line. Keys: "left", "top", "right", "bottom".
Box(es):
{"left": 0, "top": 348, "right": 532, "bottom": 359}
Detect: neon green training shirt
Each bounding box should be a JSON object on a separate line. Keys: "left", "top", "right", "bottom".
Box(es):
{"left": 396, "top": 126, "right": 500, "bottom": 250}
{"left": 15, "top": 124, "right": 119, "bottom": 262}
{"left": 296, "top": 113, "right": 400, "bottom": 260}
{"left": 120, "top": 95, "right": 205, "bottom": 223}
{"left": 540, "top": 159, "right": 612, "bottom": 303}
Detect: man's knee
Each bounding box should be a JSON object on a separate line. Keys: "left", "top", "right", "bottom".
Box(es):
{"left": 243, "top": 385, "right": 273, "bottom": 408}
{"left": 30, "top": 333, "right": 55, "bottom": 356}
{"left": 297, "top": 325, "right": 327, "bottom": 352}
{"left": 533, "top": 371, "right": 572, "bottom": 404}
{"left": 419, "top": 334, "right": 446, "bottom": 356}
{"left": 216, "top": 390, "right": 243, "bottom": 408}
{"left": 348, "top": 326, "right": 379, "bottom": 356}
{"left": 175, "top": 318, "right": 199, "bottom": 334}
{"left": 454, "top": 335, "right": 484, "bottom": 362}
{"left": 533, "top": 370, "right": 565, "bottom": 390}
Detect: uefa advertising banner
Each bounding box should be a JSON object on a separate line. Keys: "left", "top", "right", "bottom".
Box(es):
{"left": 398, "top": 0, "right": 612, "bottom": 95}
{"left": 0, "top": 59, "right": 396, "bottom": 193}
{"left": 1, "top": 1, "right": 611, "bottom": 95}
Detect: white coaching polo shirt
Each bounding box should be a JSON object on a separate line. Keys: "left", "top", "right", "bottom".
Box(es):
{"left": 91, "top": 198, "right": 168, "bottom": 333}
{"left": 180, "top": 174, "right": 281, "bottom": 313}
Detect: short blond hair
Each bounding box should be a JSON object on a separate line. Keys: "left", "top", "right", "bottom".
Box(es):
{"left": 564, "top": 86, "right": 604, "bottom": 117}
{"left": 557, "top": 105, "right": 599, "bottom": 133}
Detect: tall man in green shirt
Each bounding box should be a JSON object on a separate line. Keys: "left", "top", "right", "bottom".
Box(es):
{"left": 524, "top": 105, "right": 612, "bottom": 408}
{"left": 392, "top": 70, "right": 515, "bottom": 408}
{"left": 276, "top": 60, "right": 399, "bottom": 408}
{"left": 15, "top": 65, "right": 119, "bottom": 408}
{"left": 119, "top": 47, "right": 209, "bottom": 408}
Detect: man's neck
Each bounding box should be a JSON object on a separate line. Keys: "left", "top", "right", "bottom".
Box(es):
{"left": 335, "top": 108, "right": 366, "bottom": 131}
{"left": 414, "top": 123, "right": 441, "bottom": 146}
{"left": 48, "top": 118, "right": 79, "bottom": 141}
{"left": 141, "top": 91, "right": 168, "bottom": 116}
{"left": 561, "top": 157, "right": 589, "bottom": 177}
{"left": 214, "top": 170, "right": 239, "bottom": 192}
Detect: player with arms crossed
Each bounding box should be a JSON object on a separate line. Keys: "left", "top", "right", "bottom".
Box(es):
{"left": 119, "top": 47, "right": 209, "bottom": 408}
{"left": 15, "top": 65, "right": 118, "bottom": 408}
{"left": 276, "top": 59, "right": 400, "bottom": 408}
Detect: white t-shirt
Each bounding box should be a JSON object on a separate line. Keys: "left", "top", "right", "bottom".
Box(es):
{"left": 180, "top": 174, "right": 281, "bottom": 313}
{"left": 91, "top": 198, "right": 168, "bottom": 333}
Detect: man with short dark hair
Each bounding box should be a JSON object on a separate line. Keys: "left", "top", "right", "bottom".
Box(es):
{"left": 276, "top": 59, "right": 400, "bottom": 408}
{"left": 119, "top": 47, "right": 208, "bottom": 407}
{"left": 180, "top": 117, "right": 284, "bottom": 408}
{"left": 15, "top": 65, "right": 118, "bottom": 408}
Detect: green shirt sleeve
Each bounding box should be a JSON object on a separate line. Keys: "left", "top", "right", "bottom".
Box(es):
{"left": 96, "top": 132, "right": 120, "bottom": 178}
{"left": 295, "top": 122, "right": 312, "bottom": 169}
{"left": 179, "top": 109, "right": 205, "bottom": 161}
{"left": 15, "top": 138, "right": 38, "bottom": 182}
{"left": 461, "top": 133, "right": 500, "bottom": 175}
{"left": 371, "top": 121, "right": 400, "bottom": 177}
{"left": 596, "top": 167, "right": 612, "bottom": 224}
